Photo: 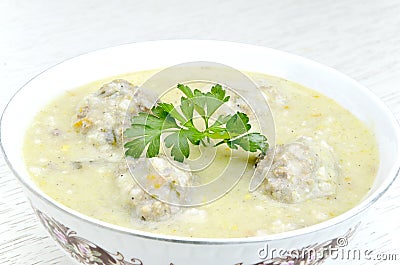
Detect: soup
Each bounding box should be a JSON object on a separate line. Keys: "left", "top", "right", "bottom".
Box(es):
{"left": 23, "top": 70, "right": 378, "bottom": 238}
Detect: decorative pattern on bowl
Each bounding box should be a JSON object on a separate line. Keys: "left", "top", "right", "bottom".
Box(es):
{"left": 35, "top": 209, "right": 143, "bottom": 265}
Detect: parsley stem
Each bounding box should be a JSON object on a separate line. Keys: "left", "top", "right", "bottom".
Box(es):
{"left": 204, "top": 116, "right": 209, "bottom": 129}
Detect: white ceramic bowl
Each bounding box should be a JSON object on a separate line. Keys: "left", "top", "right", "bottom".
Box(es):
{"left": 1, "top": 40, "right": 400, "bottom": 265}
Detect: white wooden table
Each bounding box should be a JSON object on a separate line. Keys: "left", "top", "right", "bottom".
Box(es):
{"left": 1, "top": 1, "right": 399, "bottom": 264}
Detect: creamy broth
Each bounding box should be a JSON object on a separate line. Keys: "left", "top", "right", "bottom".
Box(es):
{"left": 23, "top": 70, "right": 378, "bottom": 238}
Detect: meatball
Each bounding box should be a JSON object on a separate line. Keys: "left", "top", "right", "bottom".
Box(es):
{"left": 73, "top": 79, "right": 156, "bottom": 147}
{"left": 72, "top": 80, "right": 193, "bottom": 221}
{"left": 255, "top": 137, "right": 338, "bottom": 203}
{"left": 117, "top": 156, "right": 193, "bottom": 221}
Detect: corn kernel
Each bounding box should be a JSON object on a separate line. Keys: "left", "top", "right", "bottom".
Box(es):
{"left": 61, "top": 144, "right": 70, "bottom": 151}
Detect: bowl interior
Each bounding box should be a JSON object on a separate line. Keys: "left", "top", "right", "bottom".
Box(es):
{"left": 2, "top": 40, "right": 400, "bottom": 241}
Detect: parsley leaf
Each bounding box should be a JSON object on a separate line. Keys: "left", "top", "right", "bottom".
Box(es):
{"left": 226, "top": 112, "right": 251, "bottom": 137}
{"left": 124, "top": 106, "right": 178, "bottom": 158}
{"left": 180, "top": 96, "right": 195, "bottom": 126}
{"left": 164, "top": 130, "right": 190, "bottom": 162}
{"left": 205, "top": 84, "right": 230, "bottom": 118}
{"left": 224, "top": 132, "right": 269, "bottom": 155}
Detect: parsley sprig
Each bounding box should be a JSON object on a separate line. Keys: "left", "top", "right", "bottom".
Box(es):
{"left": 124, "top": 84, "right": 268, "bottom": 162}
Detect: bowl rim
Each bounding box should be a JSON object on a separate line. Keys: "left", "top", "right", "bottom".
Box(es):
{"left": 1, "top": 39, "right": 400, "bottom": 244}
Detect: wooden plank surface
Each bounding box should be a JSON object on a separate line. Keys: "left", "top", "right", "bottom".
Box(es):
{"left": 1, "top": 0, "right": 399, "bottom": 264}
